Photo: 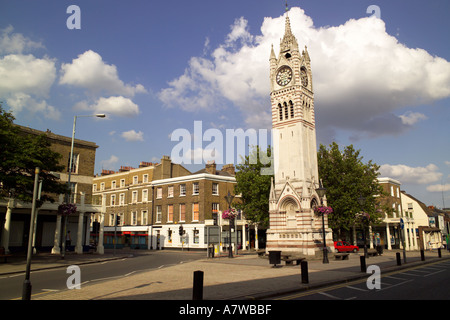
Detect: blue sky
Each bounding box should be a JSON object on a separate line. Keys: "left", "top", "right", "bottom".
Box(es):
{"left": 1, "top": 0, "right": 449, "bottom": 208}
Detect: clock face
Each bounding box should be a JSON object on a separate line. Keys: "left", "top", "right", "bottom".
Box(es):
{"left": 276, "top": 66, "right": 293, "bottom": 86}
{"left": 301, "top": 68, "right": 308, "bottom": 87}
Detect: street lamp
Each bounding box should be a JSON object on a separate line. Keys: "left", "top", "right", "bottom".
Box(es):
{"left": 224, "top": 191, "right": 235, "bottom": 258}
{"left": 62, "top": 113, "right": 106, "bottom": 258}
{"left": 315, "top": 183, "right": 328, "bottom": 264}
{"left": 357, "top": 196, "right": 368, "bottom": 258}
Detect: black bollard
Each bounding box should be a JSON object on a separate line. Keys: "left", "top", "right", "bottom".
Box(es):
{"left": 420, "top": 249, "right": 425, "bottom": 261}
{"left": 301, "top": 260, "right": 309, "bottom": 284}
{"left": 360, "top": 255, "right": 366, "bottom": 273}
{"left": 438, "top": 248, "right": 442, "bottom": 258}
{"left": 192, "top": 270, "right": 204, "bottom": 300}
{"left": 396, "top": 252, "right": 401, "bottom": 266}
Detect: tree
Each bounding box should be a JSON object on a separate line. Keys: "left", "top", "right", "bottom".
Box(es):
{"left": 317, "top": 142, "right": 386, "bottom": 239}
{"left": 0, "top": 105, "right": 68, "bottom": 204}
{"left": 234, "top": 146, "right": 273, "bottom": 228}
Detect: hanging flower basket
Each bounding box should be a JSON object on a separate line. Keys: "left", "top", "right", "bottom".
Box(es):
{"left": 314, "top": 206, "right": 333, "bottom": 216}
{"left": 58, "top": 203, "right": 77, "bottom": 216}
{"left": 222, "top": 208, "right": 237, "bottom": 220}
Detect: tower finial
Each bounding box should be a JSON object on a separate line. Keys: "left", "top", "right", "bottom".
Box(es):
{"left": 285, "top": 1, "right": 289, "bottom": 13}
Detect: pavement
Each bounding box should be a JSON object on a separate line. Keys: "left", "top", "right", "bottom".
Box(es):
{"left": 1, "top": 248, "right": 449, "bottom": 300}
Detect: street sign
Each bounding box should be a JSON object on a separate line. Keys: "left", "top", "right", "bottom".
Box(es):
{"left": 400, "top": 218, "right": 404, "bottom": 230}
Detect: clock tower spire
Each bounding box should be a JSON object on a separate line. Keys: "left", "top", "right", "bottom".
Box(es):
{"left": 266, "top": 8, "right": 331, "bottom": 257}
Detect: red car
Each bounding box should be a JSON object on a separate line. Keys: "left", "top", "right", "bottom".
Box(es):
{"left": 334, "top": 241, "right": 359, "bottom": 253}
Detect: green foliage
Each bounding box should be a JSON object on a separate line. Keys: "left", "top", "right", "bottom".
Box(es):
{"left": 317, "top": 142, "right": 385, "bottom": 236}
{"left": 234, "top": 146, "right": 273, "bottom": 227}
{"left": 0, "top": 105, "right": 68, "bottom": 204}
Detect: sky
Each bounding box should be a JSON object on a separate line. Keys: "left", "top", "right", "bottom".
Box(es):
{"left": 1, "top": 0, "right": 449, "bottom": 208}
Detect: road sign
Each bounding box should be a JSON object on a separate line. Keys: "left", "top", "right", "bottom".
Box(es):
{"left": 400, "top": 218, "right": 404, "bottom": 230}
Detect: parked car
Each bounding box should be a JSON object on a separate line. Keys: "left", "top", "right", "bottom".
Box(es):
{"left": 334, "top": 241, "right": 359, "bottom": 253}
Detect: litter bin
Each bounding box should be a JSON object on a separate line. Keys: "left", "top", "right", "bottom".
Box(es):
{"left": 268, "top": 250, "right": 281, "bottom": 267}
{"left": 208, "top": 245, "right": 215, "bottom": 258}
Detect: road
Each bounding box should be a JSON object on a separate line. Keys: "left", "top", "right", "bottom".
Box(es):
{"left": 274, "top": 259, "right": 450, "bottom": 300}
{"left": 0, "top": 251, "right": 205, "bottom": 300}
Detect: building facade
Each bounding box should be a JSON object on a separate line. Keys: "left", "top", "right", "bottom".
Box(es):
{"left": 266, "top": 11, "right": 331, "bottom": 256}
{"left": 93, "top": 158, "right": 251, "bottom": 252}
{"left": 0, "top": 126, "right": 102, "bottom": 254}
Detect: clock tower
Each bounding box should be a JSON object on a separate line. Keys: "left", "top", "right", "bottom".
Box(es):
{"left": 266, "top": 10, "right": 332, "bottom": 257}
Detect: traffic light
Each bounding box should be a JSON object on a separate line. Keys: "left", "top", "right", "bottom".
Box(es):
{"left": 116, "top": 215, "right": 121, "bottom": 226}
{"left": 179, "top": 225, "right": 184, "bottom": 236}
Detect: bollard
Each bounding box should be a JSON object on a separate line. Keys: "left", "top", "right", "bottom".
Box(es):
{"left": 396, "top": 252, "right": 401, "bottom": 266}
{"left": 420, "top": 249, "right": 425, "bottom": 261}
{"left": 360, "top": 255, "right": 367, "bottom": 273}
{"left": 192, "top": 270, "right": 204, "bottom": 300}
{"left": 438, "top": 248, "right": 442, "bottom": 258}
{"left": 301, "top": 260, "right": 309, "bottom": 284}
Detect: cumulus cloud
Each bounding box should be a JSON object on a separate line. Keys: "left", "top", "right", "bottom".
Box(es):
{"left": 74, "top": 96, "right": 139, "bottom": 118}
{"left": 59, "top": 50, "right": 147, "bottom": 97}
{"left": 0, "top": 25, "right": 44, "bottom": 55}
{"left": 379, "top": 163, "right": 442, "bottom": 184}
{"left": 158, "top": 7, "right": 450, "bottom": 136}
{"left": 121, "top": 129, "right": 144, "bottom": 142}
{"left": 0, "top": 34, "right": 58, "bottom": 120}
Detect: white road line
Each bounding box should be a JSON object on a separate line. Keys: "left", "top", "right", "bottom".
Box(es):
{"left": 318, "top": 292, "right": 342, "bottom": 300}
{"left": 346, "top": 285, "right": 368, "bottom": 292}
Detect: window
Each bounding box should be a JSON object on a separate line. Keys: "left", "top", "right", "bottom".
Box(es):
{"left": 278, "top": 103, "right": 283, "bottom": 121}
{"left": 143, "top": 174, "right": 148, "bottom": 183}
{"left": 168, "top": 186, "right": 174, "bottom": 198}
{"left": 110, "top": 194, "right": 116, "bottom": 206}
{"left": 111, "top": 180, "right": 116, "bottom": 189}
{"left": 168, "top": 204, "right": 174, "bottom": 222}
{"left": 193, "top": 229, "right": 199, "bottom": 244}
{"left": 120, "top": 179, "right": 125, "bottom": 187}
{"left": 156, "top": 187, "right": 162, "bottom": 199}
{"left": 212, "top": 203, "right": 219, "bottom": 225}
{"left": 180, "top": 184, "right": 186, "bottom": 196}
{"left": 391, "top": 186, "right": 394, "bottom": 197}
{"left": 284, "top": 102, "right": 288, "bottom": 119}
{"left": 142, "top": 189, "right": 148, "bottom": 202}
{"left": 290, "top": 100, "right": 294, "bottom": 118}
{"left": 193, "top": 182, "right": 199, "bottom": 195}
{"left": 93, "top": 184, "right": 97, "bottom": 192}
{"left": 100, "top": 182, "right": 105, "bottom": 191}
{"left": 180, "top": 204, "right": 186, "bottom": 222}
{"left": 109, "top": 214, "right": 115, "bottom": 226}
{"left": 132, "top": 191, "right": 138, "bottom": 203}
{"left": 141, "top": 210, "right": 148, "bottom": 225}
{"left": 119, "top": 193, "right": 125, "bottom": 205}
{"left": 133, "top": 176, "right": 138, "bottom": 185}
{"left": 67, "top": 153, "right": 79, "bottom": 173}
{"left": 212, "top": 183, "right": 219, "bottom": 195}
{"left": 156, "top": 206, "right": 162, "bottom": 222}
{"left": 193, "top": 203, "right": 199, "bottom": 221}
{"left": 131, "top": 211, "right": 137, "bottom": 225}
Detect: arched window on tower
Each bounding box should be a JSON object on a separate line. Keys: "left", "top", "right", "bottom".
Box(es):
{"left": 278, "top": 103, "right": 283, "bottom": 121}
{"left": 289, "top": 100, "right": 294, "bottom": 118}
{"left": 284, "top": 102, "right": 288, "bottom": 120}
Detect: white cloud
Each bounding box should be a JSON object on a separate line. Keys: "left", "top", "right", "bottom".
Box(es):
{"left": 158, "top": 7, "right": 450, "bottom": 135}
{"left": 101, "top": 155, "right": 119, "bottom": 169}
{"left": 121, "top": 130, "right": 144, "bottom": 142}
{"left": 74, "top": 96, "right": 140, "bottom": 118}
{"left": 0, "top": 25, "right": 44, "bottom": 55}
{"left": 379, "top": 163, "right": 442, "bottom": 184}
{"left": 399, "top": 111, "right": 428, "bottom": 126}
{"left": 426, "top": 184, "right": 450, "bottom": 192}
{"left": 0, "top": 53, "right": 58, "bottom": 120}
{"left": 59, "top": 50, "right": 147, "bottom": 97}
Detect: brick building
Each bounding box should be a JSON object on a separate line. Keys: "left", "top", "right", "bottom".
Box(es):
{"left": 92, "top": 157, "right": 251, "bottom": 251}
{"left": 0, "top": 125, "right": 102, "bottom": 254}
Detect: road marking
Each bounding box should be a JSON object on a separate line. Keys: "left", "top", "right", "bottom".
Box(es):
{"left": 318, "top": 292, "right": 342, "bottom": 300}
{"left": 346, "top": 285, "right": 368, "bottom": 292}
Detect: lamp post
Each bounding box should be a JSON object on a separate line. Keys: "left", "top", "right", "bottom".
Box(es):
{"left": 315, "top": 183, "right": 328, "bottom": 264}
{"left": 62, "top": 113, "right": 106, "bottom": 258}
{"left": 357, "top": 196, "right": 368, "bottom": 258}
{"left": 224, "top": 191, "right": 235, "bottom": 258}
